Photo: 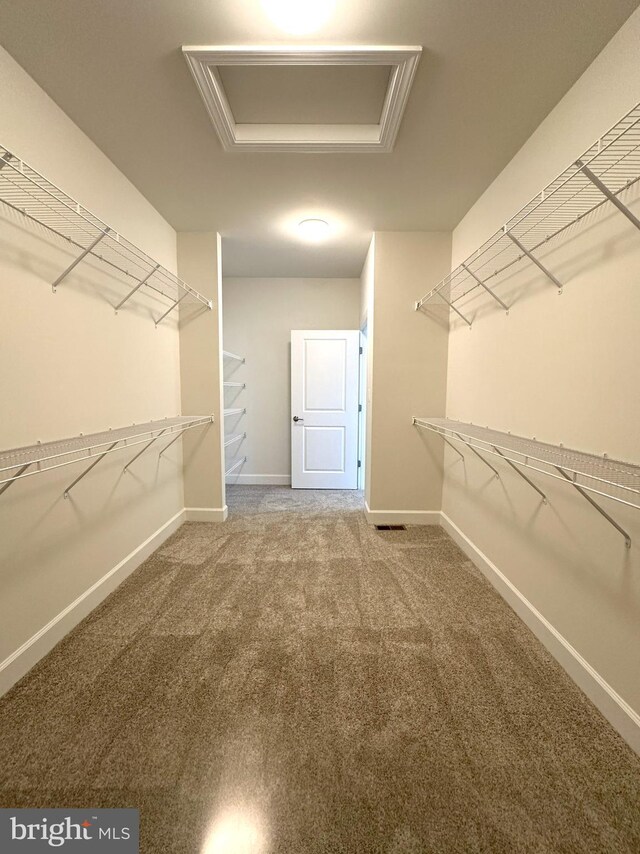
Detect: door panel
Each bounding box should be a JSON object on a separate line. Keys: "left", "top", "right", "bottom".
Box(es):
{"left": 304, "top": 426, "right": 346, "bottom": 472}
{"left": 304, "top": 339, "right": 347, "bottom": 411}
{"left": 291, "top": 330, "right": 359, "bottom": 489}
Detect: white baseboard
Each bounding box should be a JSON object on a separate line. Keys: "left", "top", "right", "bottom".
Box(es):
{"left": 0, "top": 509, "right": 186, "bottom": 698}
{"left": 440, "top": 512, "right": 640, "bottom": 755}
{"left": 364, "top": 501, "right": 441, "bottom": 526}
{"left": 185, "top": 505, "right": 228, "bottom": 522}
{"left": 226, "top": 474, "right": 291, "bottom": 486}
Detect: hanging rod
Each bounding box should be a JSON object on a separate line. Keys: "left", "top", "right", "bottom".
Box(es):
{"left": 415, "top": 100, "right": 640, "bottom": 319}
{"left": 222, "top": 350, "right": 245, "bottom": 363}
{"left": 0, "top": 143, "right": 213, "bottom": 319}
{"left": 223, "top": 381, "right": 246, "bottom": 388}
{"left": 223, "top": 408, "right": 246, "bottom": 417}
{"left": 224, "top": 432, "right": 246, "bottom": 448}
{"left": 413, "top": 417, "right": 638, "bottom": 546}
{"left": 0, "top": 416, "right": 213, "bottom": 496}
{"left": 225, "top": 456, "right": 246, "bottom": 477}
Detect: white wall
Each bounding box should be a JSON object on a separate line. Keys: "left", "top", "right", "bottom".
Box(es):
{"left": 0, "top": 47, "right": 185, "bottom": 692}
{"left": 365, "top": 232, "right": 451, "bottom": 523}
{"left": 179, "top": 233, "right": 227, "bottom": 520}
{"left": 222, "top": 277, "right": 360, "bottom": 483}
{"left": 443, "top": 9, "right": 640, "bottom": 738}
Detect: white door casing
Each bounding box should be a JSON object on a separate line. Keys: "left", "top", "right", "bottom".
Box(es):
{"left": 291, "top": 330, "right": 360, "bottom": 489}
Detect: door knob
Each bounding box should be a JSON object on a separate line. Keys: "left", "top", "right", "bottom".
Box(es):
{"left": 293, "top": 416, "right": 304, "bottom": 422}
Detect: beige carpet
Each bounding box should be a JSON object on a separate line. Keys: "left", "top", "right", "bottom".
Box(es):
{"left": 0, "top": 486, "right": 639, "bottom": 853}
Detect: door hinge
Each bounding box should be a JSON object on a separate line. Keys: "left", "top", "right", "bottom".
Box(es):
{"left": 358, "top": 404, "right": 362, "bottom": 412}
{"left": 357, "top": 460, "right": 361, "bottom": 468}
{"left": 359, "top": 346, "right": 363, "bottom": 355}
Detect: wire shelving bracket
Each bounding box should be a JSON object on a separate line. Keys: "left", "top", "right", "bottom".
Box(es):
{"left": 413, "top": 417, "right": 638, "bottom": 548}
{"left": 224, "top": 432, "right": 246, "bottom": 448}
{"left": 0, "top": 144, "right": 213, "bottom": 322}
{"left": 415, "top": 101, "right": 640, "bottom": 321}
{"left": 225, "top": 456, "right": 247, "bottom": 478}
{"left": 222, "top": 350, "right": 245, "bottom": 363}
{"left": 0, "top": 416, "right": 213, "bottom": 499}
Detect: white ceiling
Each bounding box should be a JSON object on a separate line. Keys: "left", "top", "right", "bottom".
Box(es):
{"left": 218, "top": 64, "right": 391, "bottom": 124}
{"left": 0, "top": 0, "right": 637, "bottom": 277}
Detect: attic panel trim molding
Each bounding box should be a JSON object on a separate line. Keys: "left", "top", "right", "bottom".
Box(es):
{"left": 182, "top": 45, "right": 422, "bottom": 153}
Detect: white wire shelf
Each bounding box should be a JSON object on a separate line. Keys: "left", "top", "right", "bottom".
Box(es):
{"left": 413, "top": 417, "right": 640, "bottom": 507}
{"left": 225, "top": 456, "right": 247, "bottom": 477}
{"left": 0, "top": 144, "right": 213, "bottom": 323}
{"left": 223, "top": 408, "right": 246, "bottom": 417}
{"left": 415, "top": 101, "right": 640, "bottom": 322}
{"left": 223, "top": 381, "right": 246, "bottom": 388}
{"left": 0, "top": 416, "right": 213, "bottom": 498}
{"left": 224, "top": 432, "right": 246, "bottom": 448}
{"left": 413, "top": 417, "right": 639, "bottom": 547}
{"left": 222, "top": 350, "right": 245, "bottom": 363}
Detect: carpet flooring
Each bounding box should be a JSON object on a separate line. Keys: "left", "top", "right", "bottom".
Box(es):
{"left": 0, "top": 486, "right": 639, "bottom": 853}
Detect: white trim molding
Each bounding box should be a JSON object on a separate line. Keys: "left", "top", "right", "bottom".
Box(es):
{"left": 182, "top": 45, "right": 422, "bottom": 153}
{"left": 364, "top": 501, "right": 441, "bottom": 526}
{"left": 0, "top": 509, "right": 186, "bottom": 697}
{"left": 440, "top": 512, "right": 640, "bottom": 756}
{"left": 185, "top": 506, "right": 229, "bottom": 522}
{"left": 226, "top": 474, "right": 291, "bottom": 486}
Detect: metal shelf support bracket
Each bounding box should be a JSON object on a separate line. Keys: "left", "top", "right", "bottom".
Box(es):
{"left": 224, "top": 432, "right": 247, "bottom": 448}
{"left": 576, "top": 160, "right": 640, "bottom": 232}
{"left": 493, "top": 446, "right": 547, "bottom": 503}
{"left": 454, "top": 432, "right": 500, "bottom": 478}
{"left": 52, "top": 230, "right": 109, "bottom": 292}
{"left": 158, "top": 428, "right": 188, "bottom": 458}
{"left": 555, "top": 466, "right": 631, "bottom": 548}
{"left": 115, "top": 264, "right": 160, "bottom": 312}
{"left": 442, "top": 436, "right": 464, "bottom": 459}
{"left": 123, "top": 430, "right": 168, "bottom": 472}
{"left": 225, "top": 456, "right": 247, "bottom": 477}
{"left": 64, "top": 441, "right": 119, "bottom": 499}
{"left": 504, "top": 228, "right": 563, "bottom": 292}
{"left": 155, "top": 294, "right": 187, "bottom": 327}
{"left": 461, "top": 263, "right": 509, "bottom": 312}
{"left": 0, "top": 462, "right": 30, "bottom": 497}
{"left": 438, "top": 293, "right": 472, "bottom": 327}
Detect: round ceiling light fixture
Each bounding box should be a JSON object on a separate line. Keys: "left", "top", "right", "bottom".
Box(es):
{"left": 262, "top": 0, "right": 336, "bottom": 35}
{"left": 298, "top": 218, "right": 330, "bottom": 242}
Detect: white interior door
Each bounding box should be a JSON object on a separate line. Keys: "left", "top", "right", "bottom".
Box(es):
{"left": 291, "top": 330, "right": 360, "bottom": 489}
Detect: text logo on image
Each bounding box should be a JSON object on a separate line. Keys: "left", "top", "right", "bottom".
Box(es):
{"left": 0, "top": 809, "right": 139, "bottom": 851}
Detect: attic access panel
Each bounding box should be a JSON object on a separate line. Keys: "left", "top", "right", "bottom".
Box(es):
{"left": 182, "top": 45, "right": 422, "bottom": 153}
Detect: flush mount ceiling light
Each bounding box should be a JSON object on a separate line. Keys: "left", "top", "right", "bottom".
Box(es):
{"left": 298, "top": 218, "right": 330, "bottom": 241}
{"left": 182, "top": 45, "right": 422, "bottom": 153}
{"left": 262, "top": 0, "right": 336, "bottom": 35}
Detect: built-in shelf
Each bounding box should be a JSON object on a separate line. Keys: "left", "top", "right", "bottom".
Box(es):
{"left": 415, "top": 101, "right": 640, "bottom": 325}
{"left": 0, "top": 416, "right": 213, "bottom": 498}
{"left": 223, "top": 353, "right": 247, "bottom": 483}
{"left": 225, "top": 456, "right": 247, "bottom": 477}
{"left": 413, "top": 417, "right": 639, "bottom": 547}
{"left": 0, "top": 145, "right": 213, "bottom": 324}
